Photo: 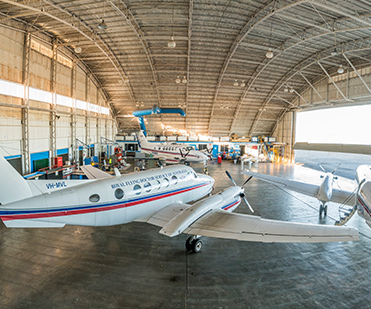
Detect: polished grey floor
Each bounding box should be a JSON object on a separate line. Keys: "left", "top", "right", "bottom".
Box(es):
{"left": 1, "top": 154, "right": 371, "bottom": 309}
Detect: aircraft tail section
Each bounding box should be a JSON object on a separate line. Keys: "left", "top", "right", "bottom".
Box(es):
{"left": 0, "top": 155, "right": 33, "bottom": 205}
{"left": 135, "top": 130, "right": 150, "bottom": 149}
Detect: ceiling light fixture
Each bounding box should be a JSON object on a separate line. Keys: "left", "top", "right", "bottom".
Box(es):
{"left": 284, "top": 87, "right": 289, "bottom": 92}
{"left": 240, "top": 80, "right": 246, "bottom": 87}
{"left": 289, "top": 88, "right": 295, "bottom": 93}
{"left": 233, "top": 79, "right": 239, "bottom": 87}
{"left": 167, "top": 36, "right": 176, "bottom": 48}
{"left": 331, "top": 48, "right": 338, "bottom": 56}
{"left": 175, "top": 76, "right": 181, "bottom": 84}
{"left": 265, "top": 49, "right": 274, "bottom": 59}
{"left": 182, "top": 76, "right": 187, "bottom": 84}
{"left": 98, "top": 19, "right": 107, "bottom": 30}
{"left": 74, "top": 46, "right": 82, "bottom": 53}
{"left": 337, "top": 64, "right": 344, "bottom": 74}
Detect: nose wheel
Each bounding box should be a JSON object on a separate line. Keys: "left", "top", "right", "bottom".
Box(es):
{"left": 186, "top": 236, "right": 203, "bottom": 253}
{"left": 319, "top": 203, "right": 328, "bottom": 217}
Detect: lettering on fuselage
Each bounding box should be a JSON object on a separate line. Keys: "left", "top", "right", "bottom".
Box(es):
{"left": 110, "top": 169, "right": 189, "bottom": 189}
{"left": 45, "top": 181, "right": 67, "bottom": 190}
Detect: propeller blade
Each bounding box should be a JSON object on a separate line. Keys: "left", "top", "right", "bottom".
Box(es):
{"left": 318, "top": 164, "right": 326, "bottom": 173}
{"left": 242, "top": 196, "right": 254, "bottom": 213}
{"left": 225, "top": 171, "right": 237, "bottom": 186}
{"left": 331, "top": 163, "right": 341, "bottom": 174}
{"left": 242, "top": 176, "right": 253, "bottom": 187}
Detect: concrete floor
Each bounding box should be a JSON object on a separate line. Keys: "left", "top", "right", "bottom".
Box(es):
{"left": 1, "top": 155, "right": 371, "bottom": 308}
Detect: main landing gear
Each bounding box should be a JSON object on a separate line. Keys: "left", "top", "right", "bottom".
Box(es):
{"left": 186, "top": 235, "right": 203, "bottom": 253}
{"left": 319, "top": 203, "right": 328, "bottom": 217}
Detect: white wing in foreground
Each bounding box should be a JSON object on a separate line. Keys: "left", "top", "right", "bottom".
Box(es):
{"left": 146, "top": 203, "right": 358, "bottom": 243}
{"left": 243, "top": 170, "right": 356, "bottom": 206}
{"left": 184, "top": 210, "right": 358, "bottom": 243}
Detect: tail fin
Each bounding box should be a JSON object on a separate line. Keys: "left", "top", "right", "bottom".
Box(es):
{"left": 135, "top": 130, "right": 150, "bottom": 149}
{"left": 0, "top": 155, "right": 33, "bottom": 205}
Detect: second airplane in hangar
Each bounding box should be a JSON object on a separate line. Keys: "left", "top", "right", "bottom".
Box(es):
{"left": 0, "top": 155, "right": 358, "bottom": 252}
{"left": 135, "top": 130, "right": 209, "bottom": 165}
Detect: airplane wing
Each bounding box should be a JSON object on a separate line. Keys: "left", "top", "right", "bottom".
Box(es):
{"left": 243, "top": 170, "right": 356, "bottom": 206}
{"left": 80, "top": 165, "right": 112, "bottom": 180}
{"left": 146, "top": 203, "right": 358, "bottom": 243}
{"left": 146, "top": 202, "right": 191, "bottom": 227}
{"left": 183, "top": 210, "right": 358, "bottom": 243}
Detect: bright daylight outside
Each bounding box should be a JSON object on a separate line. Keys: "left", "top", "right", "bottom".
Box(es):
{"left": 296, "top": 105, "right": 371, "bottom": 145}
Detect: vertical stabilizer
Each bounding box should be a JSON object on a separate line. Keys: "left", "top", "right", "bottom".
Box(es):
{"left": 135, "top": 130, "right": 150, "bottom": 149}
{"left": 0, "top": 156, "right": 33, "bottom": 205}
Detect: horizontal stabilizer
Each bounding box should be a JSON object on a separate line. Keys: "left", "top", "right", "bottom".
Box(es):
{"left": 80, "top": 165, "right": 112, "bottom": 180}
{"left": 294, "top": 142, "right": 371, "bottom": 155}
{"left": 2, "top": 219, "right": 65, "bottom": 228}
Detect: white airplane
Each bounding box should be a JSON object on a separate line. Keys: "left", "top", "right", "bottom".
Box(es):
{"left": 243, "top": 164, "right": 347, "bottom": 217}
{"left": 0, "top": 155, "right": 358, "bottom": 253}
{"left": 284, "top": 142, "right": 371, "bottom": 228}
{"left": 135, "top": 131, "right": 209, "bottom": 165}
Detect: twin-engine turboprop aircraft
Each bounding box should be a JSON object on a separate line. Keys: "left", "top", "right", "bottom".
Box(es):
{"left": 135, "top": 130, "right": 209, "bottom": 165}
{"left": 0, "top": 155, "right": 358, "bottom": 252}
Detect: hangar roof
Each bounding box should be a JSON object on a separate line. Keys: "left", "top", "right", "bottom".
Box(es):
{"left": 1, "top": 0, "right": 371, "bottom": 136}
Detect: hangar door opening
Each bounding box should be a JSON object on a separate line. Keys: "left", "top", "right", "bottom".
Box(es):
{"left": 296, "top": 105, "right": 371, "bottom": 144}
{"left": 295, "top": 105, "right": 371, "bottom": 176}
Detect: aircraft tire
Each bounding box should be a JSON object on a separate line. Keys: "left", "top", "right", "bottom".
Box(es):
{"left": 319, "top": 205, "right": 323, "bottom": 217}
{"left": 324, "top": 205, "right": 327, "bottom": 216}
{"left": 191, "top": 239, "right": 203, "bottom": 253}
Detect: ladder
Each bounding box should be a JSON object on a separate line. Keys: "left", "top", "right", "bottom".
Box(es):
{"left": 335, "top": 204, "right": 357, "bottom": 226}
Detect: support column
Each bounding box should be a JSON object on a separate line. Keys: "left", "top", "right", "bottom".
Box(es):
{"left": 85, "top": 74, "right": 91, "bottom": 155}
{"left": 96, "top": 90, "right": 100, "bottom": 158}
{"left": 21, "top": 32, "right": 31, "bottom": 175}
{"left": 50, "top": 38, "right": 58, "bottom": 166}
{"left": 71, "top": 60, "right": 77, "bottom": 162}
{"left": 290, "top": 111, "right": 296, "bottom": 163}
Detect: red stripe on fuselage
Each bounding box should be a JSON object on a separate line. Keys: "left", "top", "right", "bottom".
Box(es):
{"left": 1, "top": 183, "right": 210, "bottom": 221}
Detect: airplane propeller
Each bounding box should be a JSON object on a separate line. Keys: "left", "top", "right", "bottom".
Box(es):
{"left": 179, "top": 147, "right": 190, "bottom": 160}
{"left": 225, "top": 171, "right": 254, "bottom": 213}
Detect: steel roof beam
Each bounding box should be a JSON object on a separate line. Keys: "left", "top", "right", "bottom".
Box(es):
{"left": 208, "top": 0, "right": 309, "bottom": 134}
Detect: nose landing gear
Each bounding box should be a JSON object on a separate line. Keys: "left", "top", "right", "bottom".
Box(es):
{"left": 319, "top": 203, "right": 328, "bottom": 217}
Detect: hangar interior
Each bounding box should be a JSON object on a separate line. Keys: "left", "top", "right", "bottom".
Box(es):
{"left": 1, "top": 0, "right": 371, "bottom": 308}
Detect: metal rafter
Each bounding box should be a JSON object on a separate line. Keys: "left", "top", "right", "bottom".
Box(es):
{"left": 0, "top": 0, "right": 136, "bottom": 111}
{"left": 208, "top": 0, "right": 309, "bottom": 134}
{"left": 248, "top": 37, "right": 371, "bottom": 135}
{"left": 185, "top": 0, "right": 193, "bottom": 131}
{"left": 108, "top": 0, "right": 161, "bottom": 107}
{"left": 229, "top": 10, "right": 371, "bottom": 135}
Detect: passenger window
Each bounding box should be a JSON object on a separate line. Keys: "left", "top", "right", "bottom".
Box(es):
{"left": 163, "top": 178, "right": 170, "bottom": 188}
{"left": 115, "top": 188, "right": 124, "bottom": 199}
{"left": 89, "top": 194, "right": 100, "bottom": 203}
{"left": 144, "top": 182, "right": 151, "bottom": 193}
{"left": 171, "top": 175, "right": 178, "bottom": 185}
{"left": 133, "top": 184, "right": 142, "bottom": 195}
{"left": 153, "top": 180, "right": 161, "bottom": 190}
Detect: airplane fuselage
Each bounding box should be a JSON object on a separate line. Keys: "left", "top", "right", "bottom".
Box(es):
{"left": 356, "top": 165, "right": 371, "bottom": 227}
{"left": 0, "top": 166, "right": 214, "bottom": 228}
{"left": 316, "top": 173, "right": 333, "bottom": 203}
{"left": 141, "top": 143, "right": 208, "bottom": 163}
